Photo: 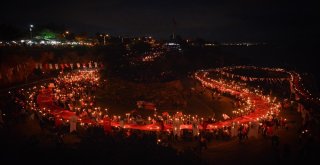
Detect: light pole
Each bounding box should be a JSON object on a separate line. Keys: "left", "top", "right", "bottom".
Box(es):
{"left": 29, "top": 24, "right": 34, "bottom": 39}
{"left": 63, "top": 31, "right": 69, "bottom": 39}
{"left": 100, "top": 34, "right": 109, "bottom": 45}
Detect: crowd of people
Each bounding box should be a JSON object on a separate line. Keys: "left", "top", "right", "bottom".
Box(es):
{"left": 0, "top": 66, "right": 319, "bottom": 164}
{"left": 52, "top": 70, "right": 107, "bottom": 121}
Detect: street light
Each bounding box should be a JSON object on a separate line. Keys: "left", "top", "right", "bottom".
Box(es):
{"left": 63, "top": 31, "right": 70, "bottom": 39}
{"left": 29, "top": 24, "right": 34, "bottom": 39}
{"left": 100, "top": 34, "right": 109, "bottom": 45}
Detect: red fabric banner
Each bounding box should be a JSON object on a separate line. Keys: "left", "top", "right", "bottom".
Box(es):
{"left": 103, "top": 117, "right": 112, "bottom": 133}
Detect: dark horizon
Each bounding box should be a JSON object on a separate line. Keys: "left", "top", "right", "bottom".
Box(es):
{"left": 1, "top": 0, "right": 319, "bottom": 43}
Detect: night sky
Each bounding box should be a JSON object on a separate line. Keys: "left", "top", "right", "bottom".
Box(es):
{"left": 1, "top": 0, "right": 319, "bottom": 42}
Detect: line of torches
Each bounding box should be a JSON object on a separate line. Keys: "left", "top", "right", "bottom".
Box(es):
{"left": 214, "top": 65, "right": 319, "bottom": 103}
{"left": 15, "top": 67, "right": 285, "bottom": 131}
{"left": 194, "top": 69, "right": 282, "bottom": 129}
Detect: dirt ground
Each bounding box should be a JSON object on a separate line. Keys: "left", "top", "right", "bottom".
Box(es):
{"left": 95, "top": 77, "right": 236, "bottom": 120}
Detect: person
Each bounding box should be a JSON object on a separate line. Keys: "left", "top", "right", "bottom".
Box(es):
{"left": 200, "top": 135, "right": 208, "bottom": 152}
{"left": 70, "top": 115, "right": 78, "bottom": 133}
{"left": 238, "top": 125, "right": 244, "bottom": 142}
{"left": 30, "top": 112, "right": 35, "bottom": 120}
{"left": 119, "top": 119, "right": 125, "bottom": 129}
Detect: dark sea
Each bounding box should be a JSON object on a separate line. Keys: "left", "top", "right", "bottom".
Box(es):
{"left": 218, "top": 43, "right": 319, "bottom": 86}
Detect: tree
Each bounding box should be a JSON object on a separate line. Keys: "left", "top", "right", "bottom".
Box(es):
{"left": 37, "top": 29, "right": 58, "bottom": 40}
{"left": 129, "top": 40, "right": 151, "bottom": 55}
{"left": 0, "top": 24, "right": 24, "bottom": 41}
